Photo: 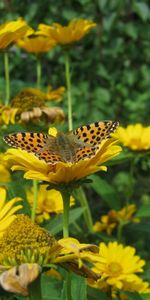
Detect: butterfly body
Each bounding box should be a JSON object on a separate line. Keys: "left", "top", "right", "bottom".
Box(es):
{"left": 4, "top": 121, "right": 119, "bottom": 165}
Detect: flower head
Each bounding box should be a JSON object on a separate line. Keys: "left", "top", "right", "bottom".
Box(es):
{"left": 38, "top": 19, "right": 96, "bottom": 46}
{"left": 114, "top": 124, "right": 150, "bottom": 151}
{"left": 88, "top": 241, "right": 150, "bottom": 295}
{"left": 17, "top": 30, "right": 56, "bottom": 54}
{"left": 27, "top": 185, "right": 75, "bottom": 223}
{"left": 4, "top": 134, "right": 121, "bottom": 184}
{"left": 11, "top": 87, "right": 65, "bottom": 123}
{"left": 0, "top": 187, "right": 22, "bottom": 237}
{"left": 0, "top": 18, "right": 32, "bottom": 50}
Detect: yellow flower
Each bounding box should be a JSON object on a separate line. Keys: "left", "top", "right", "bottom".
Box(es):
{"left": 38, "top": 19, "right": 96, "bottom": 45}
{"left": 0, "top": 215, "right": 101, "bottom": 282}
{"left": 0, "top": 18, "right": 32, "bottom": 50}
{"left": 0, "top": 104, "right": 18, "bottom": 125}
{"left": 4, "top": 135, "right": 121, "bottom": 184}
{"left": 27, "top": 185, "right": 75, "bottom": 223}
{"left": 93, "top": 210, "right": 118, "bottom": 235}
{"left": 17, "top": 30, "right": 56, "bottom": 54}
{"left": 0, "top": 153, "right": 11, "bottom": 182}
{"left": 90, "top": 241, "right": 148, "bottom": 292}
{"left": 93, "top": 204, "right": 139, "bottom": 235}
{"left": 114, "top": 124, "right": 150, "bottom": 151}
{"left": 0, "top": 187, "right": 22, "bottom": 237}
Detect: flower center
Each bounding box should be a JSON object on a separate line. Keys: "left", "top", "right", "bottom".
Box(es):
{"left": 107, "top": 262, "right": 122, "bottom": 276}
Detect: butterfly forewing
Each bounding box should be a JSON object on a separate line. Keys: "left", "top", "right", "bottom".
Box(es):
{"left": 73, "top": 121, "right": 119, "bottom": 146}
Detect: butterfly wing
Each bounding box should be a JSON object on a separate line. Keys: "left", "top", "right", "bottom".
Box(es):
{"left": 4, "top": 132, "right": 65, "bottom": 165}
{"left": 72, "top": 121, "right": 119, "bottom": 162}
{"left": 73, "top": 121, "right": 119, "bottom": 146}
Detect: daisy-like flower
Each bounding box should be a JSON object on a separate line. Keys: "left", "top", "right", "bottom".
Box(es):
{"left": 88, "top": 241, "right": 150, "bottom": 295}
{"left": 0, "top": 187, "right": 22, "bottom": 237}
{"left": 93, "top": 204, "right": 139, "bottom": 235}
{"left": 114, "top": 124, "right": 150, "bottom": 151}
{"left": 4, "top": 134, "right": 121, "bottom": 185}
{"left": 27, "top": 185, "right": 75, "bottom": 223}
{"left": 17, "top": 30, "right": 56, "bottom": 54}
{"left": 0, "top": 18, "right": 32, "bottom": 50}
{"left": 10, "top": 87, "right": 65, "bottom": 123}
{"left": 38, "top": 19, "right": 96, "bottom": 46}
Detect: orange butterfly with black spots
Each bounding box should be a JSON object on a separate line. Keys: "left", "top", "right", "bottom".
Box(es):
{"left": 4, "top": 121, "right": 119, "bottom": 164}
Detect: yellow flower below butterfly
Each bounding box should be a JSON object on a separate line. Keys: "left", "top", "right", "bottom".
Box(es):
{"left": 27, "top": 185, "right": 75, "bottom": 223}
{"left": 38, "top": 19, "right": 96, "bottom": 45}
{"left": 4, "top": 121, "right": 121, "bottom": 184}
{"left": 114, "top": 124, "right": 150, "bottom": 151}
{"left": 88, "top": 242, "right": 150, "bottom": 295}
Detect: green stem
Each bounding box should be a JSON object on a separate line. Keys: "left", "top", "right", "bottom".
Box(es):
{"left": 75, "top": 187, "right": 93, "bottom": 232}
{"left": 36, "top": 56, "right": 42, "bottom": 89}
{"left": 64, "top": 51, "right": 73, "bottom": 131}
{"left": 4, "top": 51, "right": 10, "bottom": 105}
{"left": 61, "top": 191, "right": 71, "bottom": 237}
{"left": 61, "top": 191, "right": 72, "bottom": 300}
{"left": 31, "top": 180, "right": 38, "bottom": 223}
{"left": 29, "top": 274, "right": 42, "bottom": 300}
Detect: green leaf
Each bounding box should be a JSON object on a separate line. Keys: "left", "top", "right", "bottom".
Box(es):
{"left": 90, "top": 175, "right": 121, "bottom": 210}
{"left": 124, "top": 291, "right": 143, "bottom": 300}
{"left": 133, "top": 2, "right": 150, "bottom": 21}
{"left": 45, "top": 207, "right": 85, "bottom": 235}
{"left": 87, "top": 286, "right": 110, "bottom": 300}
{"left": 136, "top": 204, "right": 150, "bottom": 218}
{"left": 71, "top": 274, "right": 87, "bottom": 300}
{"left": 41, "top": 275, "right": 62, "bottom": 300}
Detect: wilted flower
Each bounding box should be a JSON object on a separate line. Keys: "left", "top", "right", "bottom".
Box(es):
{"left": 0, "top": 215, "right": 102, "bottom": 295}
{"left": 27, "top": 185, "right": 75, "bottom": 223}
{"left": 114, "top": 124, "right": 150, "bottom": 151}
{"left": 88, "top": 241, "right": 150, "bottom": 295}
{"left": 0, "top": 18, "right": 32, "bottom": 50}
{"left": 38, "top": 19, "right": 96, "bottom": 46}
{"left": 10, "top": 87, "right": 65, "bottom": 123}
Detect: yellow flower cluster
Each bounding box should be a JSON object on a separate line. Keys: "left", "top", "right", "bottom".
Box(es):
{"left": 93, "top": 204, "right": 139, "bottom": 235}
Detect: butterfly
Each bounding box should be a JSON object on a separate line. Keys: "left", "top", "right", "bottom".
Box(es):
{"left": 3, "top": 121, "right": 119, "bottom": 165}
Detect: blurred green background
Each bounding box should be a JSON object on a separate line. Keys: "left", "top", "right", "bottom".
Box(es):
{"left": 0, "top": 0, "right": 150, "bottom": 128}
